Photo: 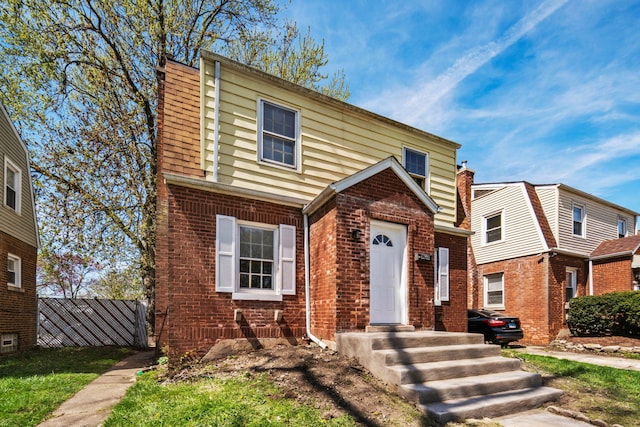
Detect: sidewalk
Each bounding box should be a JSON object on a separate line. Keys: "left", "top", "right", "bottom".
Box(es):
{"left": 514, "top": 345, "right": 640, "bottom": 371}
{"left": 37, "top": 350, "right": 155, "bottom": 427}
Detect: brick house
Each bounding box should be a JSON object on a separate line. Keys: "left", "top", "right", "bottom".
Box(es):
{"left": 0, "top": 102, "right": 38, "bottom": 354}
{"left": 469, "top": 179, "right": 639, "bottom": 344}
{"left": 590, "top": 235, "right": 640, "bottom": 294}
{"left": 155, "top": 53, "right": 472, "bottom": 359}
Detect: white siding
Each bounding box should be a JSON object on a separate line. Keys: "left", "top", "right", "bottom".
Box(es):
{"left": 471, "top": 184, "right": 546, "bottom": 265}
{"left": 557, "top": 188, "right": 636, "bottom": 254}
{"left": 0, "top": 106, "right": 38, "bottom": 248}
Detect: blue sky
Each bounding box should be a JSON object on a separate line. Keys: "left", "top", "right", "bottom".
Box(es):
{"left": 281, "top": 0, "right": 640, "bottom": 227}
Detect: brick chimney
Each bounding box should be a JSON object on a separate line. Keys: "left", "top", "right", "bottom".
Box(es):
{"left": 455, "top": 160, "right": 474, "bottom": 230}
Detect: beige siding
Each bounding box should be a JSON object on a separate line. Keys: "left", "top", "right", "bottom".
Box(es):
{"left": 0, "top": 108, "right": 38, "bottom": 247}
{"left": 471, "top": 184, "right": 546, "bottom": 265}
{"left": 201, "top": 56, "right": 459, "bottom": 227}
{"left": 557, "top": 188, "right": 635, "bottom": 254}
{"left": 535, "top": 186, "right": 559, "bottom": 240}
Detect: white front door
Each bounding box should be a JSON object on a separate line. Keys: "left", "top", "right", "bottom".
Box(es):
{"left": 370, "top": 220, "right": 407, "bottom": 324}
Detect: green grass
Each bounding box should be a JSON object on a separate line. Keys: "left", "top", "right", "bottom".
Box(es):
{"left": 507, "top": 351, "right": 640, "bottom": 426}
{"left": 0, "top": 346, "right": 133, "bottom": 427}
{"left": 105, "top": 369, "right": 357, "bottom": 427}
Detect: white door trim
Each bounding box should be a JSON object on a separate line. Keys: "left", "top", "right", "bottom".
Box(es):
{"left": 369, "top": 220, "right": 408, "bottom": 324}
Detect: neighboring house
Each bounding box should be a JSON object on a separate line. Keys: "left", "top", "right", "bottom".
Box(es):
{"left": 155, "top": 53, "right": 472, "bottom": 359}
{"left": 469, "top": 180, "right": 639, "bottom": 344}
{"left": 590, "top": 234, "right": 640, "bottom": 294}
{"left": 0, "top": 103, "right": 38, "bottom": 354}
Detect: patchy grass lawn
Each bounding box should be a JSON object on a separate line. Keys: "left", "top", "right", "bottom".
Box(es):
{"left": 105, "top": 367, "right": 358, "bottom": 427}
{"left": 0, "top": 346, "right": 132, "bottom": 427}
{"left": 507, "top": 351, "right": 640, "bottom": 427}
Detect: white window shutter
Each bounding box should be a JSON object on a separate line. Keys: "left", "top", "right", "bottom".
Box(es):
{"left": 279, "top": 224, "right": 296, "bottom": 295}
{"left": 438, "top": 247, "right": 450, "bottom": 302}
{"left": 216, "top": 215, "right": 236, "bottom": 293}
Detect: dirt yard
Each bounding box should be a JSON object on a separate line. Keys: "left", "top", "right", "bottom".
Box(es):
{"left": 165, "top": 336, "right": 640, "bottom": 427}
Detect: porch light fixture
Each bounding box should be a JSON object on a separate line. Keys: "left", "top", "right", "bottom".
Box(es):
{"left": 351, "top": 229, "right": 362, "bottom": 240}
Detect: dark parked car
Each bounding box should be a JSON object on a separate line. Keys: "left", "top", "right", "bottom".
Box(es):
{"left": 467, "top": 309, "right": 523, "bottom": 346}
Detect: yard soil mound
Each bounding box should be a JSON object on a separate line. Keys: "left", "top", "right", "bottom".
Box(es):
{"left": 172, "top": 343, "right": 425, "bottom": 426}
{"left": 558, "top": 335, "right": 640, "bottom": 348}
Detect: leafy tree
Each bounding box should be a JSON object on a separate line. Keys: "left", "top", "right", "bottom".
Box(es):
{"left": 0, "top": 0, "right": 348, "bottom": 330}
{"left": 38, "top": 247, "right": 99, "bottom": 299}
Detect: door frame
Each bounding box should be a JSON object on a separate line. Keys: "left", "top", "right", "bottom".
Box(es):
{"left": 369, "top": 220, "right": 408, "bottom": 325}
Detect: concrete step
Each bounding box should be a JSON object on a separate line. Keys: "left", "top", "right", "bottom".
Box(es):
{"left": 388, "top": 356, "right": 522, "bottom": 385}
{"left": 374, "top": 343, "right": 501, "bottom": 366}
{"left": 366, "top": 331, "right": 484, "bottom": 350}
{"left": 400, "top": 370, "right": 542, "bottom": 404}
{"left": 421, "top": 386, "right": 563, "bottom": 425}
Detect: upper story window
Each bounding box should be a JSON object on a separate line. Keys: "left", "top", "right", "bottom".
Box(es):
{"left": 7, "top": 254, "right": 21, "bottom": 288}
{"left": 618, "top": 218, "right": 627, "bottom": 238}
{"left": 4, "top": 158, "right": 21, "bottom": 214}
{"left": 402, "top": 147, "right": 428, "bottom": 189}
{"left": 484, "top": 211, "right": 503, "bottom": 244}
{"left": 258, "top": 100, "right": 299, "bottom": 170}
{"left": 572, "top": 204, "right": 585, "bottom": 237}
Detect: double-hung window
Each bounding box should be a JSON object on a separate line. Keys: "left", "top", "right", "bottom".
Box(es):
{"left": 402, "top": 147, "right": 429, "bottom": 190}
{"left": 4, "top": 158, "right": 21, "bottom": 213}
{"left": 434, "top": 247, "right": 449, "bottom": 305}
{"left": 484, "top": 273, "right": 504, "bottom": 308}
{"left": 573, "top": 204, "right": 585, "bottom": 237}
{"left": 566, "top": 268, "right": 577, "bottom": 303}
{"left": 618, "top": 218, "right": 627, "bottom": 238}
{"left": 484, "top": 212, "right": 503, "bottom": 244}
{"left": 216, "top": 215, "right": 296, "bottom": 301}
{"left": 7, "top": 254, "right": 21, "bottom": 288}
{"left": 258, "top": 100, "right": 299, "bottom": 169}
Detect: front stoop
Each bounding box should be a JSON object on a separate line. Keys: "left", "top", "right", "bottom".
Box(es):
{"left": 336, "top": 331, "right": 562, "bottom": 425}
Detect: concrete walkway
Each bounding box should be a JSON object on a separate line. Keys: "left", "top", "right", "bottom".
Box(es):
{"left": 515, "top": 346, "right": 640, "bottom": 371}
{"left": 37, "top": 350, "right": 155, "bottom": 427}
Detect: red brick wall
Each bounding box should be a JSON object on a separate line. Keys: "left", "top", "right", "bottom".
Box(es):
{"left": 0, "top": 231, "right": 37, "bottom": 353}
{"left": 308, "top": 168, "right": 472, "bottom": 340}
{"left": 592, "top": 257, "right": 634, "bottom": 295}
{"left": 308, "top": 200, "right": 337, "bottom": 341}
{"left": 157, "top": 186, "right": 306, "bottom": 359}
{"left": 435, "top": 232, "right": 468, "bottom": 332}
{"left": 476, "top": 254, "right": 587, "bottom": 345}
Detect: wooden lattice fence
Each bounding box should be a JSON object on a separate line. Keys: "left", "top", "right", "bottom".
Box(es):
{"left": 38, "top": 298, "right": 148, "bottom": 349}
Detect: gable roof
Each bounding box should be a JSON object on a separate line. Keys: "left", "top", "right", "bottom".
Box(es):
{"left": 303, "top": 156, "right": 440, "bottom": 216}
{"left": 591, "top": 235, "right": 640, "bottom": 260}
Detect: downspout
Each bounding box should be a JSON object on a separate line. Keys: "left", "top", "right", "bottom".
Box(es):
{"left": 304, "top": 214, "right": 327, "bottom": 349}
{"left": 213, "top": 61, "right": 221, "bottom": 182}
{"left": 588, "top": 259, "right": 594, "bottom": 296}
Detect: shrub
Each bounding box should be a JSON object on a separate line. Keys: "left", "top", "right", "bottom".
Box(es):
{"left": 567, "top": 291, "right": 640, "bottom": 337}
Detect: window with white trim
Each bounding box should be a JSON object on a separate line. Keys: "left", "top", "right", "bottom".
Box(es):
{"left": 618, "top": 218, "right": 627, "bottom": 238}
{"left": 4, "top": 158, "right": 21, "bottom": 213}
{"left": 566, "top": 268, "right": 577, "bottom": 303}
{"left": 7, "top": 254, "right": 21, "bottom": 288}
{"left": 216, "top": 215, "right": 296, "bottom": 301}
{"left": 434, "top": 247, "right": 449, "bottom": 305}
{"left": 483, "top": 211, "right": 503, "bottom": 244}
{"left": 573, "top": 204, "right": 585, "bottom": 237}
{"left": 258, "top": 99, "right": 299, "bottom": 169}
{"left": 402, "top": 147, "right": 429, "bottom": 190}
{"left": 484, "top": 273, "right": 504, "bottom": 308}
